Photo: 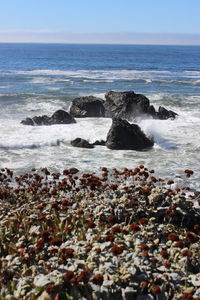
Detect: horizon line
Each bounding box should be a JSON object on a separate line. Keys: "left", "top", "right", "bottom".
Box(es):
{"left": 0, "top": 31, "right": 200, "bottom": 46}
{"left": 0, "top": 41, "right": 200, "bottom": 47}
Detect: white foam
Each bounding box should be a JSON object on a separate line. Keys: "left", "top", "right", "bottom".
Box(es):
{"left": 22, "top": 99, "right": 65, "bottom": 113}
{"left": 9, "top": 69, "right": 177, "bottom": 80}
{"left": 0, "top": 118, "right": 111, "bottom": 150}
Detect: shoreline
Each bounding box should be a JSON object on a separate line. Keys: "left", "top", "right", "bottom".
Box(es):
{"left": 0, "top": 166, "right": 200, "bottom": 299}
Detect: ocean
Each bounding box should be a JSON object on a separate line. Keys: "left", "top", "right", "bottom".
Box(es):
{"left": 0, "top": 43, "right": 200, "bottom": 189}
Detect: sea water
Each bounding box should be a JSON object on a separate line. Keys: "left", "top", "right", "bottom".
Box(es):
{"left": 0, "top": 43, "right": 199, "bottom": 189}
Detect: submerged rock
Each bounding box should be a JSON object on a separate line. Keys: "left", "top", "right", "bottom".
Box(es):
{"left": 71, "top": 138, "right": 94, "bottom": 149}
{"left": 21, "top": 110, "right": 76, "bottom": 126}
{"left": 70, "top": 96, "right": 105, "bottom": 118}
{"left": 105, "top": 118, "right": 154, "bottom": 150}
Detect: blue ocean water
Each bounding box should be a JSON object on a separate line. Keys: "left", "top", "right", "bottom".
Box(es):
{"left": 0, "top": 43, "right": 200, "bottom": 188}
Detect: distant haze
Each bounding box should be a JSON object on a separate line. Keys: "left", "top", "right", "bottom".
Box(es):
{"left": 0, "top": 0, "right": 200, "bottom": 45}
{"left": 0, "top": 31, "right": 200, "bottom": 45}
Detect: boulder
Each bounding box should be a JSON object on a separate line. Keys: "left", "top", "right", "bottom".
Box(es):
{"left": 104, "top": 91, "right": 178, "bottom": 121}
{"left": 71, "top": 138, "right": 94, "bottom": 149}
{"left": 105, "top": 118, "right": 154, "bottom": 150}
{"left": 104, "top": 91, "right": 150, "bottom": 120}
{"left": 70, "top": 96, "right": 105, "bottom": 118}
{"left": 21, "top": 110, "right": 76, "bottom": 126}
{"left": 48, "top": 110, "right": 76, "bottom": 124}
{"left": 157, "top": 106, "right": 178, "bottom": 120}
{"left": 21, "top": 115, "right": 50, "bottom": 126}
{"left": 92, "top": 140, "right": 106, "bottom": 146}
{"left": 21, "top": 117, "right": 34, "bottom": 126}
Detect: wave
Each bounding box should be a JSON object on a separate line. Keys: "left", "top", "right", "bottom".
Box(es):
{"left": 31, "top": 77, "right": 71, "bottom": 84}
{"left": 0, "top": 139, "right": 62, "bottom": 151}
{"left": 82, "top": 79, "right": 114, "bottom": 83}
{"left": 7, "top": 68, "right": 198, "bottom": 78}
{"left": 4, "top": 69, "right": 199, "bottom": 87}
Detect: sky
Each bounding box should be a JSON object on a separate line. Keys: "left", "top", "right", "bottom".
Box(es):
{"left": 0, "top": 0, "right": 200, "bottom": 44}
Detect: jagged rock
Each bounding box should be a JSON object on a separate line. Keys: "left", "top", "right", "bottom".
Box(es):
{"left": 105, "top": 118, "right": 154, "bottom": 150}
{"left": 157, "top": 106, "right": 178, "bottom": 120}
{"left": 21, "top": 110, "right": 76, "bottom": 126}
{"left": 48, "top": 109, "right": 76, "bottom": 124}
{"left": 147, "top": 105, "right": 157, "bottom": 118}
{"left": 21, "top": 117, "right": 34, "bottom": 126}
{"left": 92, "top": 140, "right": 106, "bottom": 146}
{"left": 21, "top": 115, "right": 50, "bottom": 125}
{"left": 104, "top": 91, "right": 150, "bottom": 120}
{"left": 104, "top": 91, "right": 178, "bottom": 121}
{"left": 70, "top": 96, "right": 105, "bottom": 118}
{"left": 71, "top": 138, "right": 94, "bottom": 149}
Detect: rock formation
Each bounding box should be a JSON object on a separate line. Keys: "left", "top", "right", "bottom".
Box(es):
{"left": 106, "top": 118, "right": 154, "bottom": 150}
{"left": 21, "top": 110, "right": 76, "bottom": 126}
{"left": 70, "top": 96, "right": 105, "bottom": 118}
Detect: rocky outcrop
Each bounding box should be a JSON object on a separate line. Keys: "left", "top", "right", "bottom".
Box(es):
{"left": 92, "top": 140, "right": 106, "bottom": 146}
{"left": 71, "top": 138, "right": 94, "bottom": 149}
{"left": 106, "top": 118, "right": 154, "bottom": 150}
{"left": 70, "top": 96, "right": 105, "bottom": 118}
{"left": 104, "top": 91, "right": 177, "bottom": 121}
{"left": 21, "top": 110, "right": 76, "bottom": 126}
{"left": 104, "top": 91, "right": 150, "bottom": 120}
{"left": 157, "top": 106, "right": 178, "bottom": 120}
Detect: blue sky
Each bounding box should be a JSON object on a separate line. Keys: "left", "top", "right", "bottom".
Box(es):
{"left": 0, "top": 0, "right": 200, "bottom": 44}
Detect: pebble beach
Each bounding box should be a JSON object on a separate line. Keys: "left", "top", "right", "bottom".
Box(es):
{"left": 0, "top": 166, "right": 200, "bottom": 300}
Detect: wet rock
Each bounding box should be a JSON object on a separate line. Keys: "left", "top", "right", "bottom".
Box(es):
{"left": 157, "top": 106, "right": 178, "bottom": 120}
{"left": 92, "top": 140, "right": 106, "bottom": 146}
{"left": 21, "top": 110, "right": 76, "bottom": 126}
{"left": 104, "top": 91, "right": 150, "bottom": 120}
{"left": 104, "top": 90, "right": 178, "bottom": 121}
{"left": 147, "top": 105, "right": 157, "bottom": 118}
{"left": 21, "top": 115, "right": 50, "bottom": 125}
{"left": 105, "top": 118, "right": 154, "bottom": 150}
{"left": 70, "top": 96, "right": 105, "bottom": 118}
{"left": 48, "top": 109, "right": 76, "bottom": 124}
{"left": 71, "top": 138, "right": 94, "bottom": 149}
{"left": 21, "top": 117, "right": 34, "bottom": 125}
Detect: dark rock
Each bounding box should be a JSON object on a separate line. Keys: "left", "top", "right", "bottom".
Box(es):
{"left": 48, "top": 109, "right": 76, "bottom": 124}
{"left": 104, "top": 91, "right": 178, "bottom": 121}
{"left": 157, "top": 106, "right": 178, "bottom": 120}
{"left": 71, "top": 138, "right": 94, "bottom": 149}
{"left": 32, "top": 115, "right": 50, "bottom": 125}
{"left": 147, "top": 105, "right": 157, "bottom": 118}
{"left": 104, "top": 91, "right": 150, "bottom": 120}
{"left": 105, "top": 118, "right": 154, "bottom": 150}
{"left": 21, "top": 117, "right": 34, "bottom": 126}
{"left": 70, "top": 96, "right": 105, "bottom": 118}
{"left": 21, "top": 110, "right": 76, "bottom": 126}
{"left": 92, "top": 140, "right": 106, "bottom": 146}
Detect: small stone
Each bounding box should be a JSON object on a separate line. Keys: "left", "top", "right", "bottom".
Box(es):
{"left": 5, "top": 296, "right": 17, "bottom": 300}
{"left": 189, "top": 274, "right": 200, "bottom": 287}
{"left": 154, "top": 239, "right": 160, "bottom": 244}
{"left": 122, "top": 286, "right": 137, "bottom": 300}
{"left": 183, "top": 287, "right": 194, "bottom": 294}
{"left": 37, "top": 291, "right": 52, "bottom": 300}
{"left": 34, "top": 274, "right": 52, "bottom": 287}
